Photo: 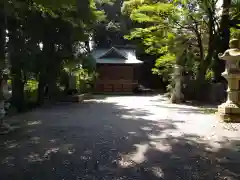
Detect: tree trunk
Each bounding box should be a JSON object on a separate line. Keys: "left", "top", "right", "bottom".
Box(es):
{"left": 37, "top": 72, "right": 46, "bottom": 105}
{"left": 195, "top": 7, "right": 216, "bottom": 101}
{"left": 213, "top": 0, "right": 231, "bottom": 82}
{"left": 11, "top": 66, "right": 24, "bottom": 112}
{"left": 42, "top": 37, "right": 58, "bottom": 102}
{"left": 0, "top": 4, "right": 5, "bottom": 68}
{"left": 47, "top": 59, "right": 59, "bottom": 102}
{"left": 8, "top": 19, "right": 25, "bottom": 112}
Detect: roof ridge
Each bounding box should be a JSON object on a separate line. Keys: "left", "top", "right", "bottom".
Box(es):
{"left": 98, "top": 47, "right": 127, "bottom": 59}
{"left": 112, "top": 47, "right": 128, "bottom": 58}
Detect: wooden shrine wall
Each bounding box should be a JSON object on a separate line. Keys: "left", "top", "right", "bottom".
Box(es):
{"left": 95, "top": 64, "right": 137, "bottom": 93}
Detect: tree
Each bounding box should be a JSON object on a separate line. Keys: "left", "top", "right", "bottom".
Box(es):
{"left": 0, "top": 0, "right": 102, "bottom": 111}
{"left": 213, "top": 0, "right": 232, "bottom": 82}
{"left": 210, "top": 0, "right": 240, "bottom": 82}
{"left": 229, "top": 0, "right": 240, "bottom": 29}
{"left": 0, "top": 3, "right": 6, "bottom": 69}
{"left": 93, "top": 0, "right": 131, "bottom": 47}
{"left": 122, "top": 0, "right": 223, "bottom": 100}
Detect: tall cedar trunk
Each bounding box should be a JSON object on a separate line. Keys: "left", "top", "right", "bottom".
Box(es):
{"left": 42, "top": 38, "right": 57, "bottom": 102}
{"left": 195, "top": 31, "right": 204, "bottom": 62}
{"left": 11, "top": 65, "right": 24, "bottom": 112}
{"left": 37, "top": 43, "right": 47, "bottom": 105}
{"left": 195, "top": 8, "right": 216, "bottom": 100}
{"left": 37, "top": 41, "right": 52, "bottom": 104}
{"left": 37, "top": 72, "right": 46, "bottom": 105}
{"left": 8, "top": 18, "right": 25, "bottom": 112}
{"left": 0, "top": 4, "right": 5, "bottom": 67}
{"left": 47, "top": 57, "right": 59, "bottom": 102}
{"left": 196, "top": 6, "right": 215, "bottom": 80}
{"left": 37, "top": 16, "right": 57, "bottom": 104}
{"left": 213, "top": 0, "right": 231, "bottom": 82}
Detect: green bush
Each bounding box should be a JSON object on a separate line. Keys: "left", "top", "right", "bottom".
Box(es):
{"left": 24, "top": 80, "right": 38, "bottom": 102}
{"left": 231, "top": 28, "right": 240, "bottom": 39}
{"left": 205, "top": 69, "right": 214, "bottom": 81}
{"left": 152, "top": 53, "right": 176, "bottom": 83}
{"left": 63, "top": 64, "right": 97, "bottom": 93}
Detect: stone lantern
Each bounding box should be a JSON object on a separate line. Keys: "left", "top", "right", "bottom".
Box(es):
{"left": 217, "top": 39, "right": 240, "bottom": 122}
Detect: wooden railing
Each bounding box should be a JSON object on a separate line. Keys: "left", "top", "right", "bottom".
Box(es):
{"left": 95, "top": 79, "right": 138, "bottom": 92}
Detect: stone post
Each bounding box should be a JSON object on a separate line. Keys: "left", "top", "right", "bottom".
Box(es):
{"left": 171, "top": 64, "right": 184, "bottom": 104}
{"left": 69, "top": 72, "right": 77, "bottom": 90}
{"left": 217, "top": 39, "right": 240, "bottom": 122}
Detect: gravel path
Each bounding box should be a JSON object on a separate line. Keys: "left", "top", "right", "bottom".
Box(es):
{"left": 0, "top": 95, "right": 240, "bottom": 180}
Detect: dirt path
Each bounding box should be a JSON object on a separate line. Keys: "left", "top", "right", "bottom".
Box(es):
{"left": 0, "top": 95, "right": 240, "bottom": 180}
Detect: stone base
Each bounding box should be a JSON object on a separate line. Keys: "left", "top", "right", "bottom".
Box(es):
{"left": 217, "top": 102, "right": 240, "bottom": 122}
{"left": 218, "top": 102, "right": 240, "bottom": 114}
{"left": 170, "top": 92, "right": 184, "bottom": 104}
{"left": 216, "top": 112, "right": 240, "bottom": 123}
{"left": 61, "top": 93, "right": 92, "bottom": 103}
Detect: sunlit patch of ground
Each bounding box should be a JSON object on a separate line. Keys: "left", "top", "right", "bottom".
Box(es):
{"left": 0, "top": 95, "right": 239, "bottom": 179}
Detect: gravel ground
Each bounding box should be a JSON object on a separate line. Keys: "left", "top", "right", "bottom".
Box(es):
{"left": 0, "top": 95, "right": 240, "bottom": 180}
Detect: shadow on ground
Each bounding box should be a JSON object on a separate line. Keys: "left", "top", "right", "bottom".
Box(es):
{"left": 155, "top": 104, "right": 217, "bottom": 115}
{"left": 149, "top": 95, "right": 217, "bottom": 115}
{"left": 0, "top": 96, "right": 239, "bottom": 180}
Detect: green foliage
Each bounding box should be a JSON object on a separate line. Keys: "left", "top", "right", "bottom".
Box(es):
{"left": 32, "top": 0, "right": 76, "bottom": 7}
{"left": 24, "top": 80, "right": 38, "bottom": 102}
{"left": 0, "top": 0, "right": 103, "bottom": 110}
{"left": 76, "top": 68, "right": 97, "bottom": 93}
{"left": 123, "top": 1, "right": 177, "bottom": 53}
{"left": 25, "top": 80, "right": 38, "bottom": 92}
{"left": 81, "top": 55, "right": 97, "bottom": 72}
{"left": 93, "top": 0, "right": 131, "bottom": 47}
{"left": 152, "top": 53, "right": 176, "bottom": 82}
{"left": 231, "top": 28, "right": 240, "bottom": 38}
{"left": 123, "top": 0, "right": 220, "bottom": 87}
{"left": 95, "top": 0, "right": 116, "bottom": 6}
{"left": 231, "top": 0, "right": 240, "bottom": 27}
{"left": 64, "top": 66, "right": 97, "bottom": 93}
{"left": 205, "top": 69, "right": 214, "bottom": 81}
{"left": 63, "top": 55, "right": 97, "bottom": 93}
